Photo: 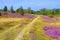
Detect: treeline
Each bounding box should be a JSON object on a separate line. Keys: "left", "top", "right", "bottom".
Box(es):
{"left": 0, "top": 6, "right": 60, "bottom": 17}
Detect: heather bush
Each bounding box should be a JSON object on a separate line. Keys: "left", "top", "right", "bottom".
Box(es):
{"left": 43, "top": 26, "right": 60, "bottom": 40}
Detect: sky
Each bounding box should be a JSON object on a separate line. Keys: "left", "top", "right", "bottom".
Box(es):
{"left": 0, "top": 0, "right": 60, "bottom": 10}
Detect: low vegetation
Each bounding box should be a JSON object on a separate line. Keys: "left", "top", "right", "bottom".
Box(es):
{"left": 0, "top": 6, "right": 60, "bottom": 40}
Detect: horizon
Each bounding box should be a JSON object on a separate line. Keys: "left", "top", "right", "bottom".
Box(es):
{"left": 0, "top": 0, "right": 60, "bottom": 10}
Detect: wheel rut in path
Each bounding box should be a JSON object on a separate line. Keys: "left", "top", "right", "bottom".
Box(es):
{"left": 14, "top": 16, "right": 39, "bottom": 40}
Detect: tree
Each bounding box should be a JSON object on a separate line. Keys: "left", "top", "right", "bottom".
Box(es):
{"left": 10, "top": 6, "right": 15, "bottom": 13}
{"left": 47, "top": 10, "right": 53, "bottom": 18}
{"left": 0, "top": 9, "right": 3, "bottom": 12}
{"left": 16, "top": 8, "right": 19, "bottom": 13}
{"left": 52, "top": 9, "right": 56, "bottom": 15}
{"left": 3, "top": 6, "right": 7, "bottom": 12}
{"left": 31, "top": 10, "right": 34, "bottom": 14}
{"left": 55, "top": 9, "right": 60, "bottom": 15}
{"left": 16, "top": 6, "right": 24, "bottom": 15}
{"left": 26, "top": 7, "right": 32, "bottom": 14}
{"left": 40, "top": 8, "right": 47, "bottom": 15}
{"left": 19, "top": 6, "right": 24, "bottom": 15}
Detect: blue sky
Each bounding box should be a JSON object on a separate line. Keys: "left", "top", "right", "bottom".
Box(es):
{"left": 0, "top": 0, "right": 60, "bottom": 10}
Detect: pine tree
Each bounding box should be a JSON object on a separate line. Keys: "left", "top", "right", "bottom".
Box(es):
{"left": 40, "top": 8, "right": 47, "bottom": 15}
{"left": 3, "top": 6, "right": 7, "bottom": 12}
{"left": 10, "top": 6, "right": 15, "bottom": 13}
{"left": 26, "top": 7, "right": 31, "bottom": 14}
{"left": 19, "top": 6, "right": 24, "bottom": 15}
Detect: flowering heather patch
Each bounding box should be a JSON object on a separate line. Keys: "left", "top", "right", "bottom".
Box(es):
{"left": 45, "top": 29, "right": 58, "bottom": 38}
{"left": 23, "top": 14, "right": 35, "bottom": 18}
{"left": 3, "top": 13, "right": 35, "bottom": 18}
{"left": 43, "top": 26, "right": 60, "bottom": 40}
{"left": 29, "top": 29, "right": 34, "bottom": 33}
{"left": 7, "top": 13, "right": 23, "bottom": 18}
{"left": 40, "top": 15, "right": 53, "bottom": 22}
{"left": 51, "top": 17, "right": 60, "bottom": 22}
{"left": 40, "top": 15, "right": 51, "bottom": 19}
{"left": 43, "top": 19, "right": 53, "bottom": 22}
{"left": 43, "top": 26, "right": 51, "bottom": 31}
{"left": 41, "top": 15, "right": 60, "bottom": 23}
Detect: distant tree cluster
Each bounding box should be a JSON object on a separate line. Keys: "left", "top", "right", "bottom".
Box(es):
{"left": 0, "top": 6, "right": 60, "bottom": 17}
{"left": 16, "top": 6, "right": 24, "bottom": 15}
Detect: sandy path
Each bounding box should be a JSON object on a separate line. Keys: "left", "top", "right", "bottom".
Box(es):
{"left": 14, "top": 16, "right": 39, "bottom": 40}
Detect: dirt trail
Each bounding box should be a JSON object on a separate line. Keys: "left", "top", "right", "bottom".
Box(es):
{"left": 14, "top": 16, "right": 39, "bottom": 40}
